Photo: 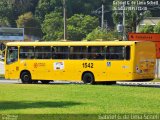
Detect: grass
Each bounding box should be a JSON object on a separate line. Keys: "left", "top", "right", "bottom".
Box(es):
{"left": 0, "top": 84, "right": 160, "bottom": 115}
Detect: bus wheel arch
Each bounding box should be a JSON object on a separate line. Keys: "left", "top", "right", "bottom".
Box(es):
{"left": 82, "top": 71, "right": 95, "bottom": 84}
{"left": 20, "top": 70, "right": 32, "bottom": 84}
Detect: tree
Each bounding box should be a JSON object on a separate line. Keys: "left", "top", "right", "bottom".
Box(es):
{"left": 139, "top": 24, "right": 154, "bottom": 33}
{"left": 41, "top": 11, "right": 63, "bottom": 41}
{"left": 0, "top": 0, "right": 12, "bottom": 17}
{"left": 42, "top": 13, "right": 99, "bottom": 41}
{"left": 86, "top": 27, "right": 118, "bottom": 41}
{"left": 67, "top": 14, "right": 99, "bottom": 40}
{"left": 10, "top": 0, "right": 38, "bottom": 14}
{"left": 0, "top": 0, "right": 13, "bottom": 26}
{"left": 16, "top": 12, "right": 42, "bottom": 38}
{"left": 0, "top": 17, "right": 10, "bottom": 27}
{"left": 154, "top": 22, "right": 160, "bottom": 33}
{"left": 0, "top": 0, "right": 39, "bottom": 27}
{"left": 35, "top": 0, "right": 114, "bottom": 28}
{"left": 35, "top": 0, "right": 62, "bottom": 23}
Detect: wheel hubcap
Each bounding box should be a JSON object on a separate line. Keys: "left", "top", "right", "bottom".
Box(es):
{"left": 86, "top": 76, "right": 91, "bottom": 83}
{"left": 24, "top": 75, "right": 29, "bottom": 81}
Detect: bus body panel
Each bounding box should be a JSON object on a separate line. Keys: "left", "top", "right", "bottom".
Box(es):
{"left": 17, "top": 59, "right": 133, "bottom": 81}
{"left": 5, "top": 61, "right": 20, "bottom": 79}
{"left": 4, "top": 41, "right": 156, "bottom": 82}
{"left": 133, "top": 42, "right": 156, "bottom": 80}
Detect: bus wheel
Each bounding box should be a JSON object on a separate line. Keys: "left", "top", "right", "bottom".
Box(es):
{"left": 21, "top": 72, "right": 32, "bottom": 84}
{"left": 41, "top": 80, "right": 50, "bottom": 84}
{"left": 82, "top": 73, "right": 95, "bottom": 84}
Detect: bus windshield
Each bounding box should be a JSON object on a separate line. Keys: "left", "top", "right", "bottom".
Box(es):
{"left": 6, "top": 46, "right": 18, "bottom": 64}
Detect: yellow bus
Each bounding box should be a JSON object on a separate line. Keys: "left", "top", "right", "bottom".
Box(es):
{"left": 4, "top": 41, "right": 156, "bottom": 84}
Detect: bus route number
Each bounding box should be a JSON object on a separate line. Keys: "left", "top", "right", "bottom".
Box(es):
{"left": 82, "top": 63, "right": 93, "bottom": 68}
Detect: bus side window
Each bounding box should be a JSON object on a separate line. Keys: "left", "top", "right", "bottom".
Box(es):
{"left": 106, "top": 47, "right": 117, "bottom": 59}
{"left": 125, "top": 46, "right": 130, "bottom": 60}
{"left": 52, "top": 46, "right": 69, "bottom": 59}
{"left": 52, "top": 47, "right": 57, "bottom": 59}
{"left": 88, "top": 46, "right": 105, "bottom": 59}
{"left": 43, "top": 46, "right": 52, "bottom": 59}
{"left": 35, "top": 46, "right": 51, "bottom": 59}
{"left": 69, "top": 46, "right": 87, "bottom": 59}
{"left": 106, "top": 46, "right": 125, "bottom": 60}
{"left": 20, "top": 46, "right": 34, "bottom": 59}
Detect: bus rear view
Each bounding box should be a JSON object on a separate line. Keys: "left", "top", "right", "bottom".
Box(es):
{"left": 132, "top": 41, "right": 156, "bottom": 80}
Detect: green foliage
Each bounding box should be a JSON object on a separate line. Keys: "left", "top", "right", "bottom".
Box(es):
{"left": 42, "top": 11, "right": 63, "bottom": 41}
{"left": 139, "top": 24, "right": 154, "bottom": 33}
{"left": 139, "top": 22, "right": 160, "bottom": 33}
{"left": 86, "top": 27, "right": 119, "bottom": 41}
{"left": 0, "top": 0, "right": 39, "bottom": 27}
{"left": 67, "top": 14, "right": 99, "bottom": 40}
{"left": 16, "top": 12, "right": 42, "bottom": 37}
{"left": 42, "top": 13, "right": 99, "bottom": 41}
{"left": 0, "top": 0, "right": 13, "bottom": 26}
{"left": 12, "top": 0, "right": 33, "bottom": 14}
{"left": 0, "top": 0, "right": 12, "bottom": 18}
{"left": 35, "top": 0, "right": 62, "bottom": 22}
{"left": 0, "top": 17, "right": 10, "bottom": 27}
{"left": 11, "top": 0, "right": 39, "bottom": 17}
{"left": 154, "top": 22, "right": 160, "bottom": 33}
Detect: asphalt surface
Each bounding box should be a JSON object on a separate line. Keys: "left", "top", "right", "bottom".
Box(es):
{"left": 0, "top": 79, "right": 80, "bottom": 84}
{"left": 0, "top": 79, "right": 20, "bottom": 84}
{"left": 0, "top": 78, "right": 160, "bottom": 88}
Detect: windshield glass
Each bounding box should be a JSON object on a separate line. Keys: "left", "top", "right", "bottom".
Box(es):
{"left": 6, "top": 46, "right": 18, "bottom": 64}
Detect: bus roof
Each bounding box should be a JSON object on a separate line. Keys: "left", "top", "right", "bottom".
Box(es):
{"left": 6, "top": 41, "right": 143, "bottom": 46}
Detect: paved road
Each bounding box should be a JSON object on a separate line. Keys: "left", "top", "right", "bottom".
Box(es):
{"left": 0, "top": 79, "right": 20, "bottom": 84}
{"left": 0, "top": 79, "right": 80, "bottom": 84}
{"left": 0, "top": 78, "right": 160, "bottom": 88}
{"left": 0, "top": 61, "right": 4, "bottom": 75}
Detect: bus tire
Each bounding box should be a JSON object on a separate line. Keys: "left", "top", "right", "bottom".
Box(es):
{"left": 41, "top": 80, "right": 50, "bottom": 84}
{"left": 82, "top": 72, "right": 95, "bottom": 84}
{"left": 21, "top": 71, "right": 32, "bottom": 84}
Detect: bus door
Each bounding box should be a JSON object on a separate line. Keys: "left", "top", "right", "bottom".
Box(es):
{"left": 5, "top": 46, "right": 19, "bottom": 79}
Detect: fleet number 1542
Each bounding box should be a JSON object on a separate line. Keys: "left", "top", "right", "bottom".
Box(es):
{"left": 82, "top": 63, "right": 94, "bottom": 68}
